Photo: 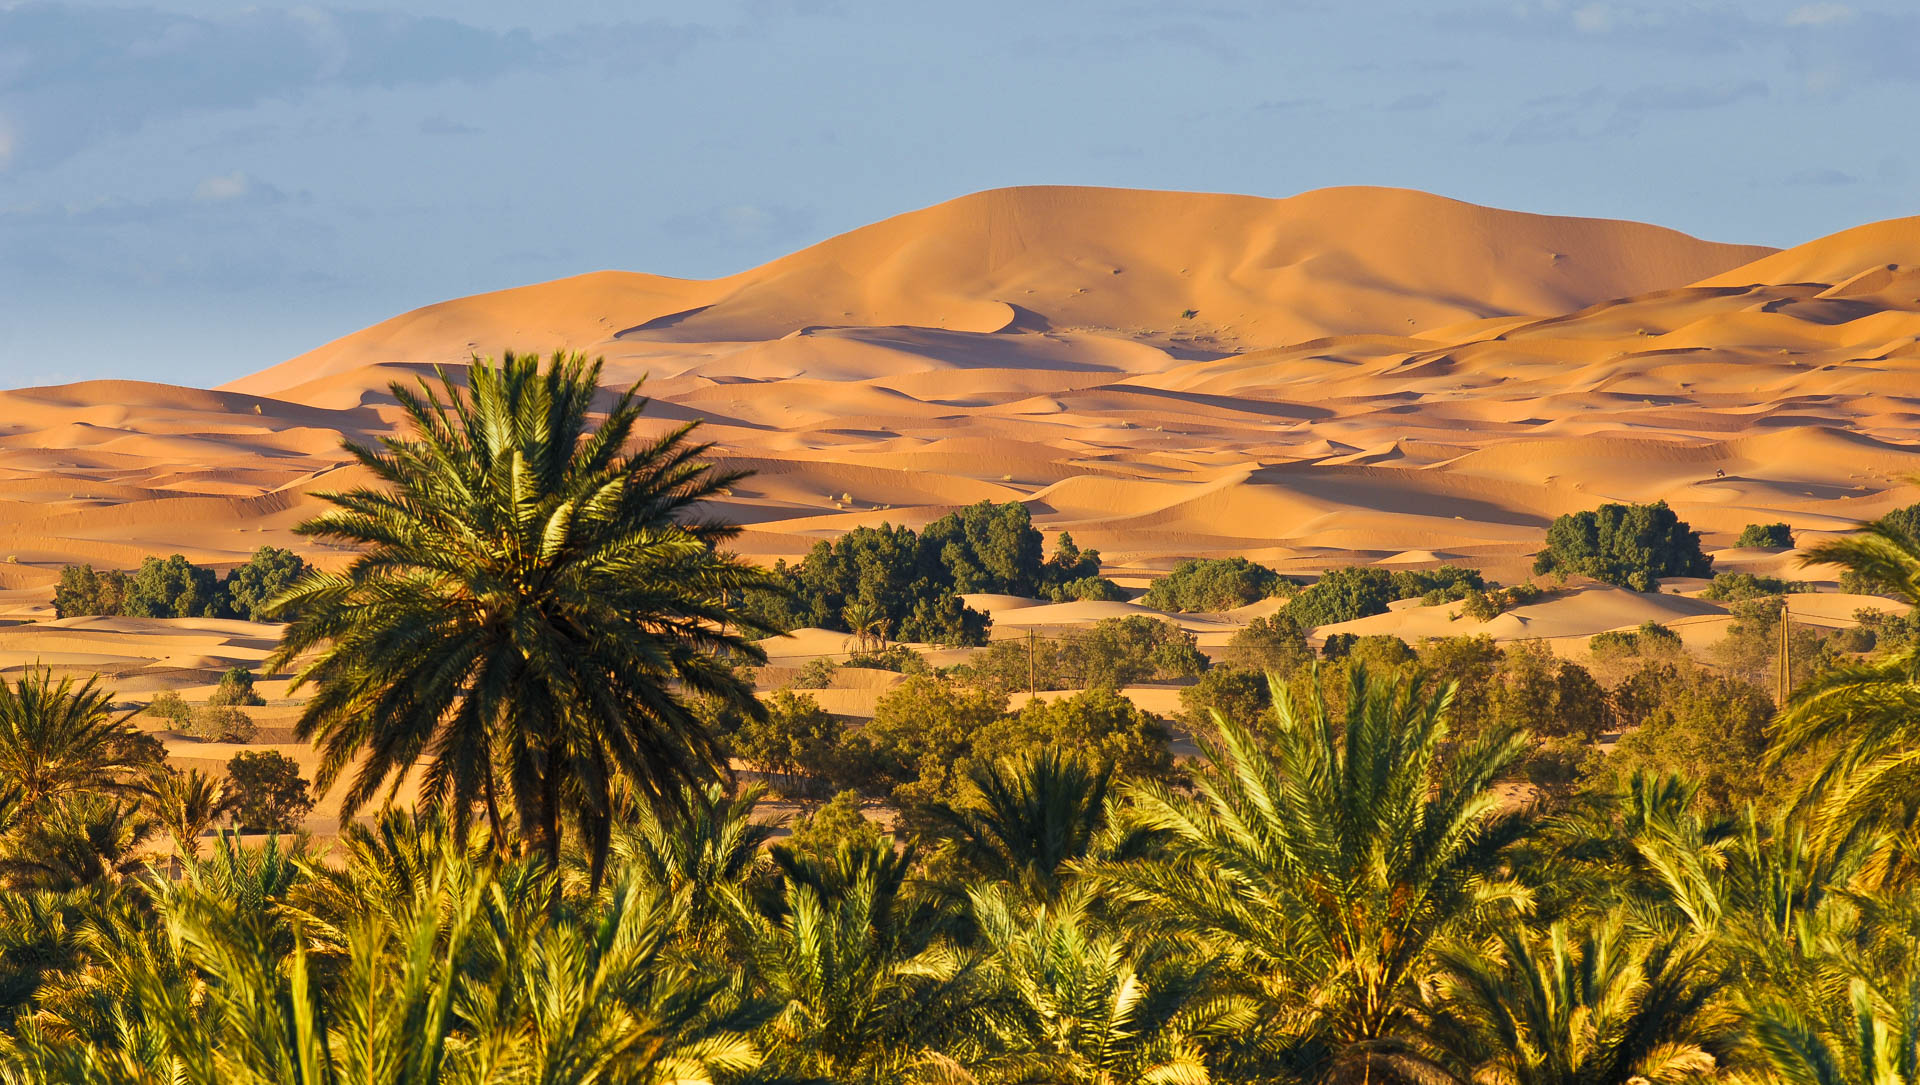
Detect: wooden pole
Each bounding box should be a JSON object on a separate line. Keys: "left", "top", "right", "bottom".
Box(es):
{"left": 1028, "top": 628, "right": 1036, "bottom": 698}
{"left": 1778, "top": 602, "right": 1791, "bottom": 706}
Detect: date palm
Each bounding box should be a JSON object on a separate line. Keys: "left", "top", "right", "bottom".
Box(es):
{"left": 1089, "top": 666, "right": 1531, "bottom": 1065}
{"left": 144, "top": 768, "right": 232, "bottom": 862}
{"left": 1424, "top": 919, "right": 1734, "bottom": 1085}
{"left": 0, "top": 670, "right": 151, "bottom": 814}
{"left": 931, "top": 749, "right": 1113, "bottom": 903}
{"left": 1772, "top": 513, "right": 1920, "bottom": 863}
{"left": 267, "top": 350, "right": 776, "bottom": 880}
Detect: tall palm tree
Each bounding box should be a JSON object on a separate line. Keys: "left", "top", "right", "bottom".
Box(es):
{"left": 144, "top": 768, "right": 231, "bottom": 863}
{"left": 267, "top": 350, "right": 777, "bottom": 880}
{"left": 752, "top": 839, "right": 972, "bottom": 1083}
{"left": 1772, "top": 514, "right": 1920, "bottom": 860}
{"left": 930, "top": 884, "right": 1255, "bottom": 1085}
{"left": 1089, "top": 666, "right": 1531, "bottom": 1067}
{"left": 606, "top": 781, "right": 774, "bottom": 955}
{"left": 0, "top": 670, "right": 152, "bottom": 814}
{"left": 0, "top": 796, "right": 159, "bottom": 892}
{"left": 931, "top": 749, "right": 1113, "bottom": 903}
{"left": 1424, "top": 920, "right": 1734, "bottom": 1085}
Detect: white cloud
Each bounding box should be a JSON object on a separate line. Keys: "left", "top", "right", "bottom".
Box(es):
{"left": 1572, "top": 3, "right": 1613, "bottom": 32}
{"left": 194, "top": 171, "right": 251, "bottom": 202}
{"left": 1786, "top": 3, "right": 1853, "bottom": 26}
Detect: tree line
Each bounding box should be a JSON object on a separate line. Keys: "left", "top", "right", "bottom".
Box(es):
{"left": 53, "top": 546, "right": 310, "bottom": 621}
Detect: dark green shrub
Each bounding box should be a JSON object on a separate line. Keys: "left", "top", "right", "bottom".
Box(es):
{"left": 188, "top": 706, "right": 256, "bottom": 743}
{"left": 1736, "top": 522, "right": 1794, "bottom": 549}
{"left": 206, "top": 666, "right": 265, "bottom": 707}
{"left": 221, "top": 546, "right": 310, "bottom": 622}
{"left": 52, "top": 564, "right": 128, "bottom": 618}
{"left": 1057, "top": 617, "right": 1208, "bottom": 689}
{"left": 1532, "top": 501, "right": 1711, "bottom": 590}
{"left": 1699, "top": 572, "right": 1809, "bottom": 601}
{"left": 1142, "top": 558, "right": 1287, "bottom": 613}
{"left": 123, "top": 555, "right": 224, "bottom": 619}
{"left": 144, "top": 690, "right": 192, "bottom": 725}
{"left": 224, "top": 750, "right": 313, "bottom": 831}
{"left": 1224, "top": 614, "right": 1313, "bottom": 676}
{"left": 1285, "top": 566, "right": 1395, "bottom": 627}
{"left": 1046, "top": 576, "right": 1128, "bottom": 603}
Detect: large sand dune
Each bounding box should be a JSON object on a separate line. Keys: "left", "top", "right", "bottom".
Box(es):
{"left": 5, "top": 185, "right": 1920, "bottom": 677}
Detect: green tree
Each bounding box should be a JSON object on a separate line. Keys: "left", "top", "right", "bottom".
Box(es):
{"left": 0, "top": 670, "right": 154, "bottom": 814}
{"left": 980, "top": 688, "right": 1174, "bottom": 782}
{"left": 224, "top": 750, "right": 313, "bottom": 832}
{"left": 220, "top": 546, "right": 310, "bottom": 622}
{"left": 50, "top": 565, "right": 127, "bottom": 618}
{"left": 206, "top": 666, "right": 265, "bottom": 707}
{"left": 932, "top": 750, "right": 1114, "bottom": 902}
{"left": 1425, "top": 921, "right": 1734, "bottom": 1084}
{"left": 1091, "top": 666, "right": 1531, "bottom": 1060}
{"left": 1738, "top": 522, "right": 1795, "bottom": 549}
{"left": 1224, "top": 612, "right": 1313, "bottom": 676}
{"left": 730, "top": 691, "right": 843, "bottom": 797}
{"left": 1141, "top": 557, "right": 1286, "bottom": 613}
{"left": 1285, "top": 565, "right": 1396, "bottom": 627}
{"left": 853, "top": 675, "right": 1009, "bottom": 811}
{"left": 266, "top": 351, "right": 774, "bottom": 878}
{"left": 1533, "top": 501, "right": 1712, "bottom": 591}
{"left": 1177, "top": 666, "right": 1273, "bottom": 741}
{"left": 144, "top": 767, "right": 232, "bottom": 860}
{"left": 1057, "top": 616, "right": 1207, "bottom": 689}
{"left": 1606, "top": 662, "right": 1776, "bottom": 813}
{"left": 122, "top": 554, "right": 224, "bottom": 618}
{"left": 186, "top": 705, "right": 256, "bottom": 743}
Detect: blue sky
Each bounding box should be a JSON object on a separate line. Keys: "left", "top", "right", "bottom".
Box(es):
{"left": 2, "top": 0, "right": 1915, "bottom": 389}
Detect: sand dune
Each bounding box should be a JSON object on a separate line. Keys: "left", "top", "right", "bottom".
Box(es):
{"left": 1, "top": 185, "right": 1917, "bottom": 690}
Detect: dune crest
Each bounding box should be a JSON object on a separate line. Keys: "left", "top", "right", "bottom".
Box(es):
{"left": 5, "top": 185, "right": 1919, "bottom": 656}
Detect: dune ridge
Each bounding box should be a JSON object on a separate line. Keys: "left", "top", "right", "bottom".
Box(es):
{"left": 3, "top": 185, "right": 1918, "bottom": 670}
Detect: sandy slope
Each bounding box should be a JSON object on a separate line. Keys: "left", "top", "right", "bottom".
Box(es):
{"left": 2, "top": 185, "right": 1918, "bottom": 691}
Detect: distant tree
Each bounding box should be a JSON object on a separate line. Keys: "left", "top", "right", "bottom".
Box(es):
{"left": 1604, "top": 661, "right": 1777, "bottom": 812}
{"left": 851, "top": 674, "right": 1009, "bottom": 810}
{"left": 122, "top": 554, "right": 224, "bottom": 618}
{"left": 186, "top": 705, "right": 256, "bottom": 744}
{"left": 224, "top": 750, "right": 313, "bottom": 832}
{"left": 921, "top": 500, "right": 1047, "bottom": 596}
{"left": 1390, "top": 564, "right": 1487, "bottom": 604}
{"left": 981, "top": 687, "right": 1175, "bottom": 782}
{"left": 1322, "top": 633, "right": 1413, "bottom": 670}
{"left": 143, "top": 689, "right": 193, "bottom": 726}
{"left": 1285, "top": 566, "right": 1396, "bottom": 627}
{"left": 1700, "top": 572, "right": 1810, "bottom": 601}
{"left": 220, "top": 546, "right": 309, "bottom": 621}
{"left": 1142, "top": 558, "right": 1286, "bottom": 613}
{"left": 0, "top": 670, "right": 154, "bottom": 813}
{"left": 144, "top": 767, "right": 233, "bottom": 860}
{"left": 1041, "top": 531, "right": 1104, "bottom": 587}
{"left": 1532, "top": 500, "right": 1711, "bottom": 591}
{"left": 786, "top": 657, "right": 840, "bottom": 690}
{"left": 1489, "top": 641, "right": 1611, "bottom": 742}
{"left": 1223, "top": 613, "right": 1313, "bottom": 676}
{"left": 1737, "top": 522, "right": 1795, "bottom": 549}
{"left": 778, "top": 789, "right": 885, "bottom": 866}
{"left": 1057, "top": 616, "right": 1207, "bottom": 689}
{"left": 731, "top": 690, "right": 843, "bottom": 797}
{"left": 205, "top": 666, "right": 265, "bottom": 707}
{"left": 51, "top": 564, "right": 128, "bottom": 618}
{"left": 1417, "top": 635, "right": 1505, "bottom": 735}
{"left": 1177, "top": 666, "right": 1273, "bottom": 740}
{"left": 1045, "top": 576, "right": 1128, "bottom": 603}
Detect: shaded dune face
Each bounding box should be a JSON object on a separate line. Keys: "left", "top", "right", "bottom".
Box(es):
{"left": 4, "top": 185, "right": 1920, "bottom": 634}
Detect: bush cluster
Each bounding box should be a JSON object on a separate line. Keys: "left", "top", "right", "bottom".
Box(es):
{"left": 1532, "top": 500, "right": 1712, "bottom": 590}
{"left": 53, "top": 547, "right": 310, "bottom": 621}
{"left": 1141, "top": 557, "right": 1291, "bottom": 613}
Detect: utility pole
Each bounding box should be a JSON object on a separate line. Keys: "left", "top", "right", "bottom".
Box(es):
{"left": 1028, "top": 628, "right": 1036, "bottom": 699}
{"left": 1778, "top": 603, "right": 1792, "bottom": 706}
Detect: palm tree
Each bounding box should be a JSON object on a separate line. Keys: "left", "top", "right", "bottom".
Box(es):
{"left": 1424, "top": 919, "right": 1734, "bottom": 1085}
{"left": 844, "top": 602, "right": 889, "bottom": 658}
{"left": 931, "top": 749, "right": 1113, "bottom": 903}
{"left": 0, "top": 795, "right": 159, "bottom": 892}
{"left": 0, "top": 670, "right": 152, "bottom": 814}
{"left": 1772, "top": 514, "right": 1920, "bottom": 860}
{"left": 144, "top": 768, "right": 231, "bottom": 863}
{"left": 929, "top": 884, "right": 1255, "bottom": 1084}
{"left": 266, "top": 350, "right": 777, "bottom": 880}
{"left": 753, "top": 839, "right": 971, "bottom": 1083}
{"left": 1089, "top": 666, "right": 1531, "bottom": 1067}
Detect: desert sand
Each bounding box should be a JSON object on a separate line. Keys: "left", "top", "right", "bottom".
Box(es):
{"left": 3, "top": 183, "right": 1918, "bottom": 692}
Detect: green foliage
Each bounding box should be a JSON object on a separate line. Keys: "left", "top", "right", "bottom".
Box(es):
{"left": 981, "top": 687, "right": 1174, "bottom": 783}
{"left": 205, "top": 666, "right": 265, "bottom": 707}
{"left": 731, "top": 690, "right": 843, "bottom": 797}
{"left": 1700, "top": 571, "right": 1811, "bottom": 600}
{"left": 143, "top": 689, "right": 192, "bottom": 725}
{"left": 752, "top": 505, "right": 1107, "bottom": 646}
{"left": 1284, "top": 565, "right": 1395, "bottom": 627}
{"left": 50, "top": 564, "right": 127, "bottom": 618}
{"left": 219, "top": 545, "right": 309, "bottom": 621}
{"left": 186, "top": 705, "right": 257, "bottom": 743}
{"left": 1223, "top": 612, "right": 1313, "bottom": 676}
{"left": 788, "top": 656, "right": 840, "bottom": 689}
{"left": 1737, "top": 521, "right": 1795, "bottom": 548}
{"left": 1057, "top": 616, "right": 1208, "bottom": 689}
{"left": 1459, "top": 582, "right": 1544, "bottom": 622}
{"left": 1590, "top": 620, "right": 1685, "bottom": 663}
{"left": 779, "top": 789, "right": 885, "bottom": 866}
{"left": 1391, "top": 563, "right": 1487, "bottom": 603}
{"left": 851, "top": 674, "right": 1010, "bottom": 811}
{"left": 0, "top": 670, "right": 154, "bottom": 815}
{"left": 1533, "top": 500, "right": 1712, "bottom": 590}
{"left": 223, "top": 750, "right": 313, "bottom": 832}
{"left": 1141, "top": 557, "right": 1287, "bottom": 612}
{"left": 122, "top": 554, "right": 224, "bottom": 619}
{"left": 1604, "top": 661, "right": 1778, "bottom": 812}
{"left": 265, "top": 350, "right": 773, "bottom": 875}
{"left": 1489, "top": 640, "right": 1611, "bottom": 743}
{"left": 1044, "top": 575, "right": 1127, "bottom": 602}
{"left": 1320, "top": 632, "right": 1414, "bottom": 669}
{"left": 1176, "top": 666, "right": 1273, "bottom": 739}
